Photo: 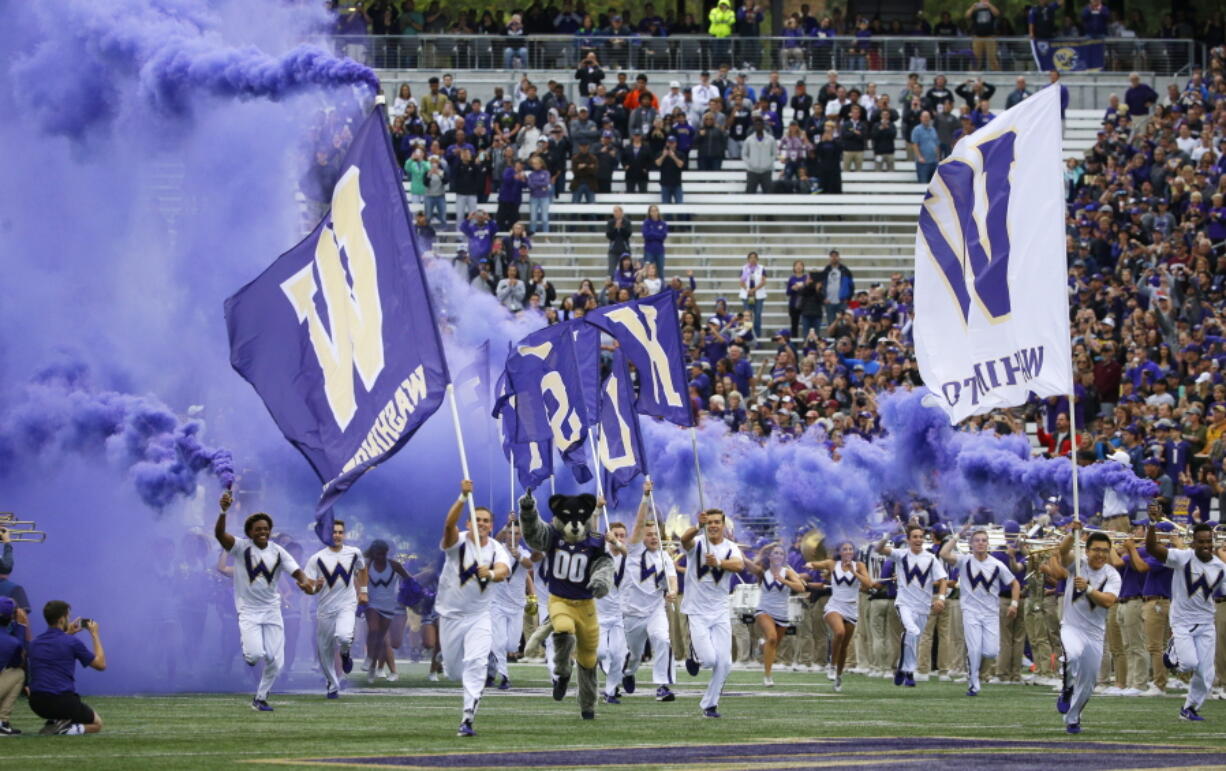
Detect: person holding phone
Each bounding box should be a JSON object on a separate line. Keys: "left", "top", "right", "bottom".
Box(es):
{"left": 26, "top": 600, "right": 107, "bottom": 735}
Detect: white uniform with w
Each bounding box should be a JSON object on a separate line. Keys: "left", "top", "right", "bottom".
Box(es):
{"left": 682, "top": 537, "right": 743, "bottom": 710}
{"left": 1060, "top": 558, "right": 1121, "bottom": 727}
{"left": 488, "top": 542, "right": 529, "bottom": 682}
{"left": 596, "top": 548, "right": 629, "bottom": 698}
{"left": 890, "top": 548, "right": 947, "bottom": 676}
{"left": 1163, "top": 548, "right": 1226, "bottom": 713}
{"left": 305, "top": 545, "right": 366, "bottom": 693}
{"left": 956, "top": 553, "right": 1012, "bottom": 692}
{"left": 228, "top": 538, "right": 301, "bottom": 702}
{"left": 621, "top": 542, "right": 677, "bottom": 690}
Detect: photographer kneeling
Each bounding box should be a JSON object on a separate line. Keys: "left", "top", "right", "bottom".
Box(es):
{"left": 28, "top": 601, "right": 105, "bottom": 735}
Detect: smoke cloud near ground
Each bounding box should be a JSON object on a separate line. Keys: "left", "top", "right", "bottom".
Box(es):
{"left": 0, "top": 0, "right": 1154, "bottom": 695}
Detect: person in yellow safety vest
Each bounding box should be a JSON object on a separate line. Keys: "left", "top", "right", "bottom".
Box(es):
{"left": 708, "top": 0, "right": 735, "bottom": 37}
{"left": 708, "top": 0, "right": 735, "bottom": 68}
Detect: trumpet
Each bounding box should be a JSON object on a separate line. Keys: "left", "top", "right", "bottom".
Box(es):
{"left": 0, "top": 513, "right": 46, "bottom": 543}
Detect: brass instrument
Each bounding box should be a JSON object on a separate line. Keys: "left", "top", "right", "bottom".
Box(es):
{"left": 0, "top": 513, "right": 46, "bottom": 543}
{"left": 798, "top": 527, "right": 828, "bottom": 563}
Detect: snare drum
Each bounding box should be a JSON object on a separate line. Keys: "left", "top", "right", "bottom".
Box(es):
{"left": 730, "top": 584, "right": 760, "bottom": 623}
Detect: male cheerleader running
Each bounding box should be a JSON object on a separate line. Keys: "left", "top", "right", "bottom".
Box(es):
{"left": 437, "top": 480, "right": 510, "bottom": 737}
{"left": 940, "top": 527, "right": 1020, "bottom": 696}
{"left": 304, "top": 519, "right": 368, "bottom": 698}
{"left": 680, "top": 509, "right": 744, "bottom": 717}
{"left": 620, "top": 480, "right": 679, "bottom": 702}
{"left": 213, "top": 490, "right": 316, "bottom": 711}
{"left": 878, "top": 524, "right": 947, "bottom": 688}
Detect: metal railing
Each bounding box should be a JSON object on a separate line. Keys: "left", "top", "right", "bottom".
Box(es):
{"left": 328, "top": 34, "right": 1196, "bottom": 76}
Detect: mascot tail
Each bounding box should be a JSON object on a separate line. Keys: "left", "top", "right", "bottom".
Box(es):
{"left": 526, "top": 619, "right": 554, "bottom": 655}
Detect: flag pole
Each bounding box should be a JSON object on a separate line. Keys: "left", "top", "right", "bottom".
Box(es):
{"left": 446, "top": 384, "right": 482, "bottom": 545}
{"left": 589, "top": 426, "right": 611, "bottom": 532}
{"left": 1069, "top": 391, "right": 1082, "bottom": 580}
{"left": 689, "top": 426, "right": 707, "bottom": 512}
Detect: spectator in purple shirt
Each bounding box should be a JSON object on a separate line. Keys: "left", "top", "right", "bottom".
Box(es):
{"left": 641, "top": 204, "right": 669, "bottom": 277}
{"left": 0, "top": 597, "right": 30, "bottom": 735}
{"left": 459, "top": 209, "right": 496, "bottom": 261}
{"left": 27, "top": 600, "right": 106, "bottom": 735}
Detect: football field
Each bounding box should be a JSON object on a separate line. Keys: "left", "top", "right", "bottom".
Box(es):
{"left": 8, "top": 664, "right": 1226, "bottom": 770}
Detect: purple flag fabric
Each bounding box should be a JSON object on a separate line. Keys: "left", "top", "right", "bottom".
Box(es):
{"left": 505, "top": 319, "right": 600, "bottom": 483}
{"left": 585, "top": 289, "right": 694, "bottom": 427}
{"left": 225, "top": 105, "right": 448, "bottom": 545}
{"left": 598, "top": 349, "right": 648, "bottom": 506}
{"left": 455, "top": 340, "right": 491, "bottom": 412}
{"left": 493, "top": 369, "right": 554, "bottom": 489}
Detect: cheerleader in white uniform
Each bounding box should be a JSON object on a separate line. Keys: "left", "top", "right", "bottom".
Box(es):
{"left": 364, "top": 540, "right": 411, "bottom": 682}
{"left": 809, "top": 542, "right": 876, "bottom": 691}
{"left": 745, "top": 543, "right": 808, "bottom": 687}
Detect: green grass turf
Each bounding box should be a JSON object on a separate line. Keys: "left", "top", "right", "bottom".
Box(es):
{"left": 6, "top": 663, "right": 1226, "bottom": 769}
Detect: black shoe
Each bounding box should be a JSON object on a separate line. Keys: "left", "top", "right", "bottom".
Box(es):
{"left": 0, "top": 721, "right": 21, "bottom": 735}
{"left": 40, "top": 718, "right": 71, "bottom": 735}
{"left": 341, "top": 649, "right": 354, "bottom": 674}
{"left": 703, "top": 706, "right": 721, "bottom": 718}
{"left": 485, "top": 674, "right": 495, "bottom": 688}
{"left": 685, "top": 657, "right": 700, "bottom": 677}
{"left": 581, "top": 710, "right": 595, "bottom": 720}
{"left": 622, "top": 674, "right": 636, "bottom": 694}
{"left": 553, "top": 674, "right": 570, "bottom": 701}
{"left": 498, "top": 675, "right": 510, "bottom": 691}
{"left": 457, "top": 720, "right": 476, "bottom": 737}
{"left": 655, "top": 686, "right": 676, "bottom": 702}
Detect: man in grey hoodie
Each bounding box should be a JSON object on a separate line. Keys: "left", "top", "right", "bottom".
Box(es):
{"left": 742, "top": 117, "right": 777, "bottom": 194}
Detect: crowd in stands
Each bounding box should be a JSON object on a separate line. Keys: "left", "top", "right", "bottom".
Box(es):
{"left": 329, "top": 1, "right": 1223, "bottom": 73}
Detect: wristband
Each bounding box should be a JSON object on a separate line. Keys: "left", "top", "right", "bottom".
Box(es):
{"left": 938, "top": 594, "right": 947, "bottom": 601}
{"left": 1009, "top": 600, "right": 1019, "bottom": 608}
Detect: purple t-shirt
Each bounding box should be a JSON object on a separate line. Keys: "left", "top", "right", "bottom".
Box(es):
{"left": 28, "top": 627, "right": 94, "bottom": 694}
{"left": 1118, "top": 546, "right": 1148, "bottom": 599}
{"left": 1142, "top": 555, "right": 1173, "bottom": 597}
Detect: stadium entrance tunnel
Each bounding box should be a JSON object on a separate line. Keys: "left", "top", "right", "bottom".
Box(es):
{"left": 277, "top": 737, "right": 1226, "bottom": 769}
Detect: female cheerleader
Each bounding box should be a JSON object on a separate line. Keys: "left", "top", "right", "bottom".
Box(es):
{"left": 745, "top": 542, "right": 808, "bottom": 686}
{"left": 809, "top": 542, "right": 876, "bottom": 691}
{"left": 364, "top": 539, "right": 412, "bottom": 682}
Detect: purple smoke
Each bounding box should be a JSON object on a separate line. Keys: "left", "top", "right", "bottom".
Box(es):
{"left": 11, "top": 0, "right": 377, "bottom": 141}
{"left": 0, "top": 361, "right": 235, "bottom": 508}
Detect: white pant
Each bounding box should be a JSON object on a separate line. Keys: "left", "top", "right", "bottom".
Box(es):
{"left": 239, "top": 616, "right": 284, "bottom": 702}
{"left": 1169, "top": 622, "right": 1217, "bottom": 711}
{"left": 316, "top": 609, "right": 356, "bottom": 692}
{"left": 537, "top": 597, "right": 555, "bottom": 679}
{"left": 489, "top": 603, "right": 525, "bottom": 679}
{"left": 440, "top": 613, "right": 493, "bottom": 721}
{"left": 1061, "top": 626, "right": 1103, "bottom": 726}
{"left": 597, "top": 618, "right": 629, "bottom": 697}
{"left": 686, "top": 613, "right": 731, "bottom": 710}
{"left": 963, "top": 611, "right": 1000, "bottom": 692}
{"left": 896, "top": 604, "right": 928, "bottom": 675}
{"left": 623, "top": 607, "right": 675, "bottom": 687}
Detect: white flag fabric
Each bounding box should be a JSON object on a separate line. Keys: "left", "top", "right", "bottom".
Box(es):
{"left": 913, "top": 84, "right": 1072, "bottom": 424}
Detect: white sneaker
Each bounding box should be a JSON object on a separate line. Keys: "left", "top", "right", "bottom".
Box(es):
{"left": 988, "top": 677, "right": 1002, "bottom": 684}
{"left": 939, "top": 674, "right": 952, "bottom": 682}
{"left": 428, "top": 672, "right": 439, "bottom": 682}
{"left": 954, "top": 675, "right": 968, "bottom": 683}
{"left": 1142, "top": 683, "right": 1164, "bottom": 697}
{"left": 914, "top": 673, "right": 931, "bottom": 682}
{"left": 1119, "top": 687, "right": 1142, "bottom": 696}
{"left": 834, "top": 675, "right": 842, "bottom": 692}
{"left": 367, "top": 669, "right": 378, "bottom": 684}
{"left": 386, "top": 671, "right": 399, "bottom": 682}
{"left": 1169, "top": 680, "right": 1189, "bottom": 691}
{"left": 825, "top": 666, "right": 835, "bottom": 680}
{"left": 763, "top": 676, "right": 775, "bottom": 687}
{"left": 1093, "top": 685, "right": 1108, "bottom": 694}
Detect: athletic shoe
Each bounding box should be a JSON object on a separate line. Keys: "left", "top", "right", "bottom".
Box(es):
{"left": 825, "top": 665, "right": 836, "bottom": 680}
{"left": 966, "top": 687, "right": 978, "bottom": 697}
{"left": 368, "top": 669, "right": 379, "bottom": 684}
{"left": 903, "top": 673, "right": 916, "bottom": 688}
{"left": 622, "top": 674, "right": 636, "bottom": 694}
{"left": 685, "top": 657, "right": 701, "bottom": 677}
{"left": 55, "top": 723, "right": 84, "bottom": 736}
{"left": 1168, "top": 680, "right": 1189, "bottom": 691}
{"left": 326, "top": 689, "right": 339, "bottom": 700}
{"left": 39, "top": 720, "right": 65, "bottom": 736}
{"left": 1141, "top": 683, "right": 1164, "bottom": 697}
{"left": 251, "top": 699, "right": 274, "bottom": 712}
{"left": 457, "top": 720, "right": 476, "bottom": 737}
{"left": 655, "top": 686, "right": 676, "bottom": 702}
{"left": 0, "top": 721, "right": 21, "bottom": 735}
{"left": 581, "top": 711, "right": 595, "bottom": 720}
{"left": 987, "top": 676, "right": 1001, "bottom": 684}
{"left": 498, "top": 676, "right": 510, "bottom": 691}
{"left": 914, "top": 672, "right": 930, "bottom": 683}
{"left": 763, "top": 677, "right": 774, "bottom": 687}
{"left": 428, "top": 672, "right": 439, "bottom": 682}
{"left": 340, "top": 650, "right": 353, "bottom": 675}
{"left": 553, "top": 674, "right": 570, "bottom": 701}
{"left": 834, "top": 676, "right": 842, "bottom": 693}
{"left": 1180, "top": 707, "right": 1205, "bottom": 722}
{"left": 602, "top": 693, "right": 621, "bottom": 704}
{"left": 1056, "top": 688, "right": 1072, "bottom": 714}
{"left": 702, "top": 706, "right": 721, "bottom": 718}
{"left": 485, "top": 674, "right": 495, "bottom": 688}
{"left": 1103, "top": 686, "right": 1122, "bottom": 696}
{"left": 1065, "top": 722, "right": 1081, "bottom": 734}
{"left": 1119, "top": 688, "right": 1142, "bottom": 697}
{"left": 893, "top": 669, "right": 905, "bottom": 686}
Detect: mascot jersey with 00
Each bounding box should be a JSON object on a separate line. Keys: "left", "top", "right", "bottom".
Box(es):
{"left": 543, "top": 531, "right": 606, "bottom": 600}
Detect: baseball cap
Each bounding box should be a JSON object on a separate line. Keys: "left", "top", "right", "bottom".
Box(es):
{"left": 669, "top": 80, "right": 681, "bottom": 89}
{"left": 601, "top": 129, "right": 614, "bottom": 138}
{"left": 1002, "top": 519, "right": 1021, "bottom": 534}
{"left": 667, "top": 134, "right": 677, "bottom": 143}
{"left": 1142, "top": 457, "right": 1161, "bottom": 467}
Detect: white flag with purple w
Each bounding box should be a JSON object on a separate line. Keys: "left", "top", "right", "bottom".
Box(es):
{"left": 913, "top": 84, "right": 1072, "bottom": 424}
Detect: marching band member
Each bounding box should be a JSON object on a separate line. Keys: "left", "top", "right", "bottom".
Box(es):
{"left": 808, "top": 542, "right": 875, "bottom": 691}
{"left": 437, "top": 480, "right": 510, "bottom": 738}
{"left": 940, "top": 528, "right": 1020, "bottom": 696}
{"left": 745, "top": 542, "right": 807, "bottom": 687}
{"left": 681, "top": 509, "right": 745, "bottom": 717}
{"left": 1142, "top": 521, "right": 1177, "bottom": 695}
{"left": 596, "top": 520, "right": 630, "bottom": 704}
{"left": 1112, "top": 519, "right": 1151, "bottom": 696}
{"left": 1146, "top": 521, "right": 1226, "bottom": 721}
{"left": 1053, "top": 521, "right": 1120, "bottom": 734}
{"left": 878, "top": 524, "right": 947, "bottom": 688}
{"left": 620, "top": 481, "right": 678, "bottom": 702}
{"left": 213, "top": 490, "right": 316, "bottom": 712}
{"left": 861, "top": 537, "right": 893, "bottom": 678}
{"left": 304, "top": 519, "right": 368, "bottom": 699}
{"left": 991, "top": 521, "right": 1027, "bottom": 685}
{"left": 488, "top": 514, "right": 534, "bottom": 690}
